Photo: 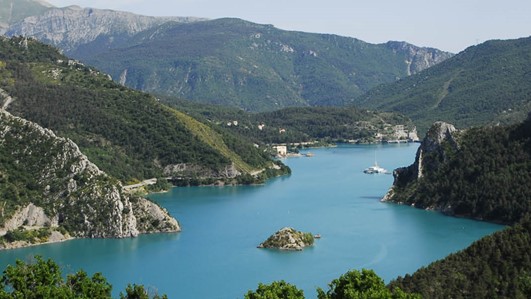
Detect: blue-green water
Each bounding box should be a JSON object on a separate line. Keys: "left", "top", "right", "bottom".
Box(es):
{"left": 0, "top": 144, "right": 503, "bottom": 298}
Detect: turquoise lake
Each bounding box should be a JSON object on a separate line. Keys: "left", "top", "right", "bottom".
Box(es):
{"left": 0, "top": 144, "right": 504, "bottom": 298}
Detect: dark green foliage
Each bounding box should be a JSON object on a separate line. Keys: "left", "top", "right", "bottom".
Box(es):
{"left": 391, "top": 117, "right": 531, "bottom": 224}
{"left": 356, "top": 37, "right": 531, "bottom": 134}
{"left": 0, "top": 256, "right": 166, "bottom": 299}
{"left": 76, "top": 18, "right": 451, "bottom": 112}
{"left": 245, "top": 281, "right": 305, "bottom": 299}
{"left": 302, "top": 232, "right": 314, "bottom": 246}
{"left": 164, "top": 98, "right": 414, "bottom": 144}
{"left": 0, "top": 37, "right": 278, "bottom": 182}
{"left": 0, "top": 256, "right": 112, "bottom": 298}
{"left": 1, "top": 227, "right": 51, "bottom": 244}
{"left": 317, "top": 269, "right": 420, "bottom": 299}
{"left": 389, "top": 218, "right": 531, "bottom": 298}
{"left": 119, "top": 284, "right": 168, "bottom": 299}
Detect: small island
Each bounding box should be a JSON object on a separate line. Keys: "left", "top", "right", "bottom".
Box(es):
{"left": 258, "top": 227, "right": 315, "bottom": 251}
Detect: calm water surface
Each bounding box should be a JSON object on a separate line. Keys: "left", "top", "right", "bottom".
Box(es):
{"left": 0, "top": 144, "right": 503, "bottom": 298}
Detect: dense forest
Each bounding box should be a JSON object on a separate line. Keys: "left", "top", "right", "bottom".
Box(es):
{"left": 355, "top": 37, "right": 531, "bottom": 133}
{"left": 389, "top": 218, "right": 531, "bottom": 298}
{"left": 0, "top": 37, "right": 284, "bottom": 182}
{"left": 380, "top": 116, "right": 531, "bottom": 297}
{"left": 165, "top": 98, "right": 415, "bottom": 144}
{"left": 388, "top": 116, "right": 531, "bottom": 225}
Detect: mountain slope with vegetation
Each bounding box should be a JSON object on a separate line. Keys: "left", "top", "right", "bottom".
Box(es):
{"left": 4, "top": 7, "right": 452, "bottom": 111}
{"left": 383, "top": 117, "right": 531, "bottom": 225}
{"left": 389, "top": 218, "right": 531, "bottom": 298}
{"left": 167, "top": 98, "right": 416, "bottom": 145}
{"left": 355, "top": 37, "right": 531, "bottom": 133}
{"left": 0, "top": 36, "right": 283, "bottom": 184}
{"left": 381, "top": 117, "right": 531, "bottom": 297}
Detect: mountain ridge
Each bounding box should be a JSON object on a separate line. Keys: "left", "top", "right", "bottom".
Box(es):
{"left": 2, "top": 5, "right": 452, "bottom": 111}
{"left": 355, "top": 36, "right": 531, "bottom": 133}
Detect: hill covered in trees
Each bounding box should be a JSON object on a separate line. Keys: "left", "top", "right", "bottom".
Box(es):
{"left": 165, "top": 98, "right": 416, "bottom": 145}
{"left": 380, "top": 116, "right": 531, "bottom": 297}
{"left": 0, "top": 36, "right": 286, "bottom": 184}
{"left": 355, "top": 37, "right": 531, "bottom": 133}
{"left": 383, "top": 116, "right": 531, "bottom": 225}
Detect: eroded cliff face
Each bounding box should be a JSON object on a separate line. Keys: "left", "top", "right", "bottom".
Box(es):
{"left": 0, "top": 109, "right": 180, "bottom": 248}
{"left": 385, "top": 41, "right": 454, "bottom": 75}
{"left": 382, "top": 121, "right": 459, "bottom": 204}
{"left": 5, "top": 5, "right": 204, "bottom": 53}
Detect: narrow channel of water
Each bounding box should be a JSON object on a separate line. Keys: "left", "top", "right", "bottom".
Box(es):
{"left": 0, "top": 144, "right": 504, "bottom": 298}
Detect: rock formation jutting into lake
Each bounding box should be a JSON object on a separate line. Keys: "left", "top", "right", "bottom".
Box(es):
{"left": 258, "top": 227, "right": 315, "bottom": 251}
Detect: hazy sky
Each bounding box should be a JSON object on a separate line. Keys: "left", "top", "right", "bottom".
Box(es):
{"left": 46, "top": 0, "right": 531, "bottom": 53}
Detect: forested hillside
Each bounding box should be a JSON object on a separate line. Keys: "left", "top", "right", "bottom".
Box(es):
{"left": 389, "top": 218, "right": 531, "bottom": 298}
{"left": 380, "top": 116, "right": 531, "bottom": 297}
{"left": 0, "top": 36, "right": 282, "bottom": 183}
{"left": 385, "top": 116, "right": 531, "bottom": 225}
{"left": 166, "top": 98, "right": 415, "bottom": 144}
{"left": 355, "top": 37, "right": 531, "bottom": 133}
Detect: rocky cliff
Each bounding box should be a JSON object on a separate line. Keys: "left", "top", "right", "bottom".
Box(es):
{"left": 382, "top": 117, "right": 531, "bottom": 224}
{"left": 4, "top": 5, "right": 205, "bottom": 53}
{"left": 0, "top": 109, "right": 180, "bottom": 249}
{"left": 385, "top": 41, "right": 453, "bottom": 76}
{"left": 382, "top": 121, "right": 460, "bottom": 206}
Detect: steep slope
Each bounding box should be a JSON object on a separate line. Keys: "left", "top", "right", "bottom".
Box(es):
{"left": 0, "top": 0, "right": 52, "bottom": 29}
{"left": 5, "top": 4, "right": 205, "bottom": 53}
{"left": 381, "top": 117, "right": 531, "bottom": 297}
{"left": 0, "top": 108, "right": 180, "bottom": 249}
{"left": 355, "top": 37, "right": 531, "bottom": 133}
{"left": 0, "top": 36, "right": 278, "bottom": 183}
{"left": 382, "top": 117, "right": 531, "bottom": 225}
{"left": 389, "top": 218, "right": 531, "bottom": 298}
{"left": 5, "top": 10, "right": 452, "bottom": 111}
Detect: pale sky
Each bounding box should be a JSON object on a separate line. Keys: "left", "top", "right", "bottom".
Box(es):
{"left": 46, "top": 0, "right": 531, "bottom": 53}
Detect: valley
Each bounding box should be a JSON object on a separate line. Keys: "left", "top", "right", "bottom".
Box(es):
{"left": 0, "top": 0, "right": 530, "bottom": 298}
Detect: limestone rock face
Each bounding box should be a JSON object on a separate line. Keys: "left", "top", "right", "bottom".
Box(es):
{"left": 0, "top": 109, "right": 180, "bottom": 247}
{"left": 258, "top": 227, "right": 314, "bottom": 251}
{"left": 382, "top": 121, "right": 460, "bottom": 203}
{"left": 385, "top": 41, "right": 454, "bottom": 75}
{"left": 5, "top": 6, "right": 205, "bottom": 53}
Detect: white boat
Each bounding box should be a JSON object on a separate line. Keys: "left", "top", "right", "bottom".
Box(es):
{"left": 363, "top": 161, "right": 388, "bottom": 174}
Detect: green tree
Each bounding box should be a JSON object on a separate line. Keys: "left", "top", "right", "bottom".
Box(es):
{"left": 317, "top": 269, "right": 419, "bottom": 299}
{"left": 0, "top": 256, "right": 111, "bottom": 298}
{"left": 245, "top": 280, "right": 305, "bottom": 299}
{"left": 0, "top": 256, "right": 166, "bottom": 299}
{"left": 119, "top": 284, "right": 167, "bottom": 299}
